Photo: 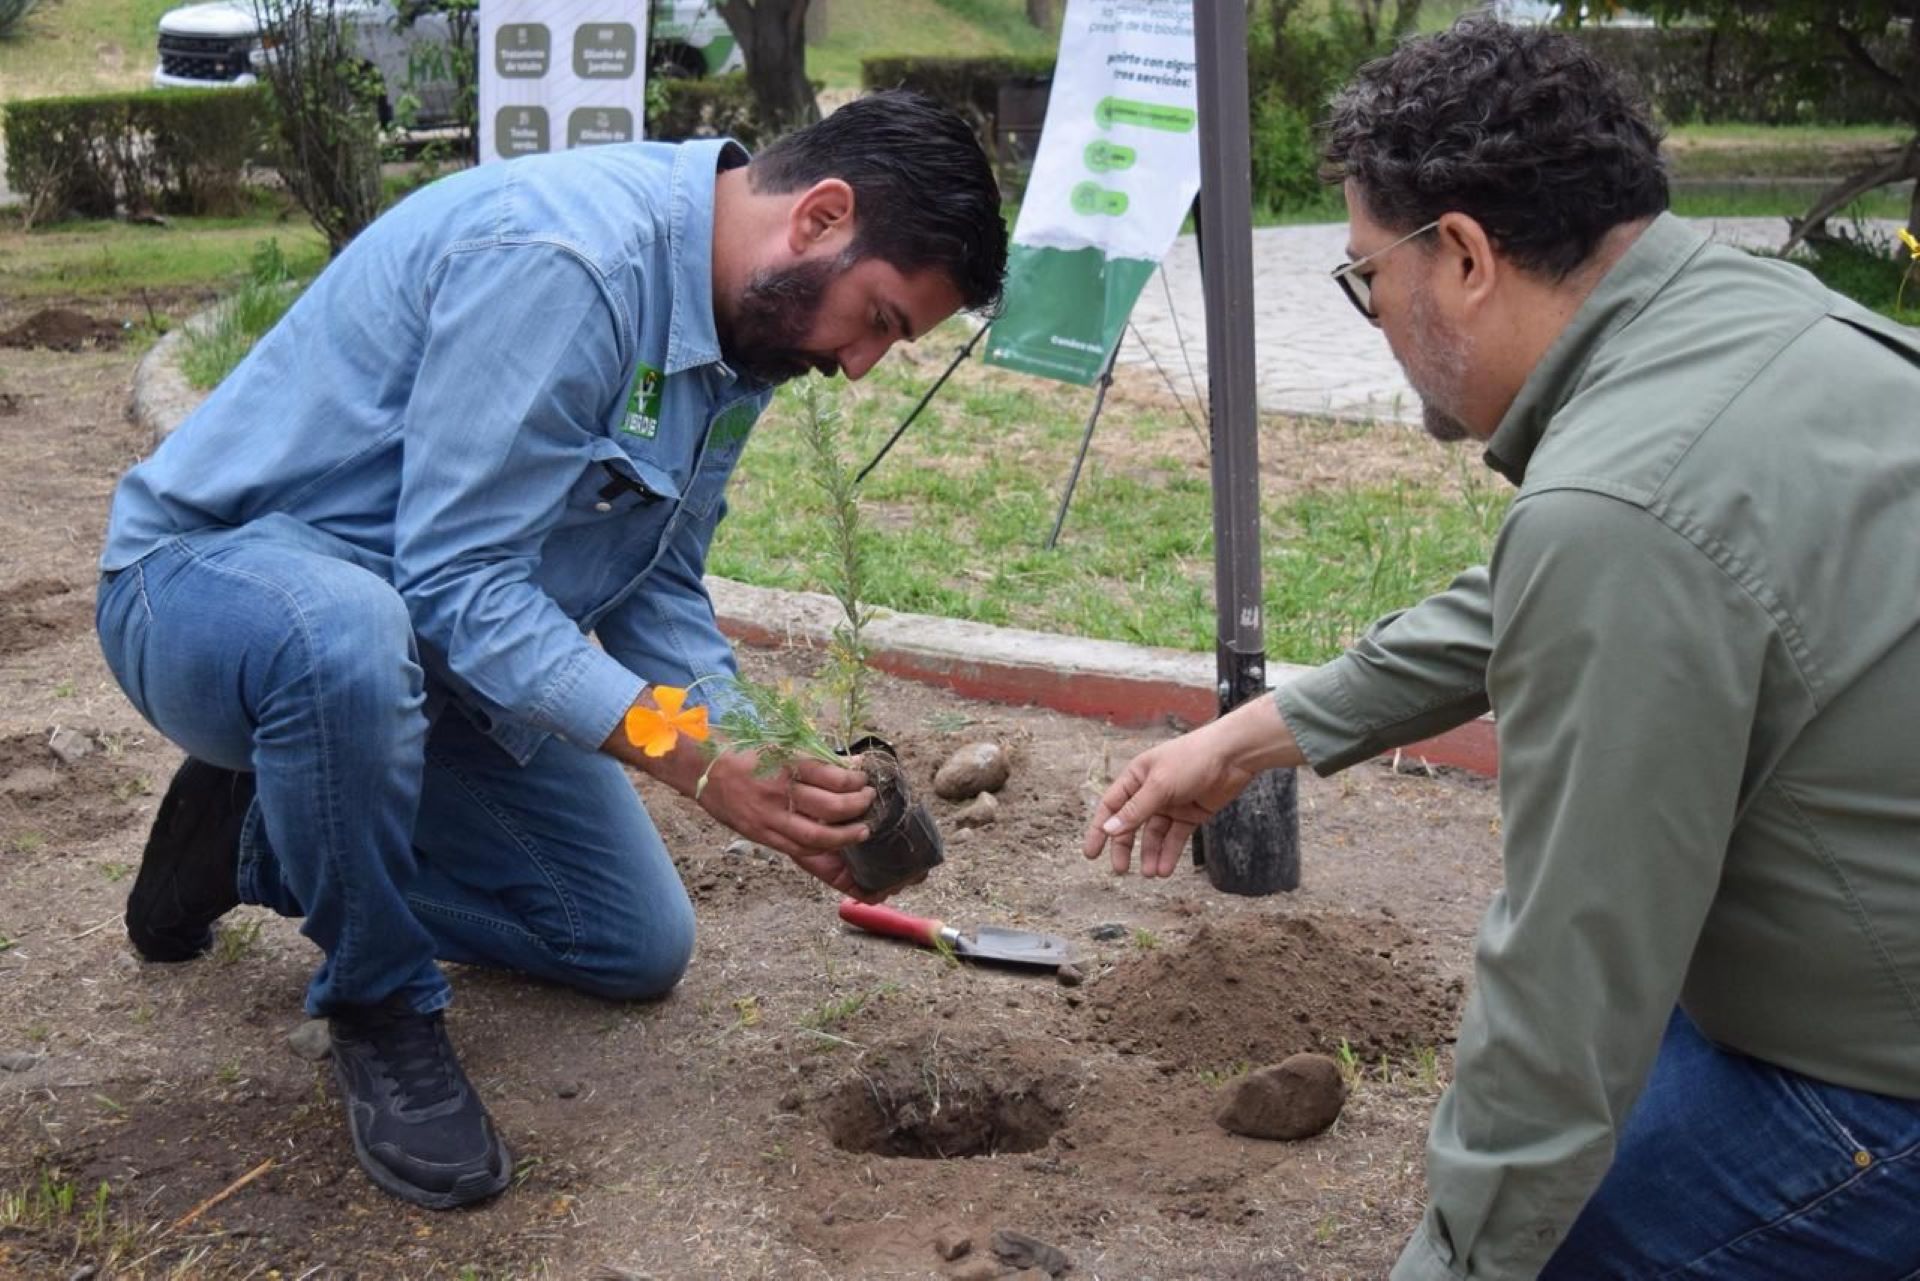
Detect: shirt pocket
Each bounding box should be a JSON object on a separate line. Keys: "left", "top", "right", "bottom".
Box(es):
{"left": 560, "top": 438, "right": 683, "bottom": 527}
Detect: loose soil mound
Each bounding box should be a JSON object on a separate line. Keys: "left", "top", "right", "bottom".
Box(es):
{"left": 0, "top": 577, "right": 91, "bottom": 658}
{"left": 1090, "top": 913, "right": 1462, "bottom": 1071}
{"left": 0, "top": 730, "right": 153, "bottom": 857}
{"left": 0, "top": 308, "right": 126, "bottom": 352}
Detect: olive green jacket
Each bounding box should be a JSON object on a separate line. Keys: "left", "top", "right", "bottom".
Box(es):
{"left": 1273, "top": 213, "right": 1920, "bottom": 1280}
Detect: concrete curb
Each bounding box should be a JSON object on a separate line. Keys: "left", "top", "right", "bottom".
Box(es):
{"left": 130, "top": 312, "right": 1499, "bottom": 779}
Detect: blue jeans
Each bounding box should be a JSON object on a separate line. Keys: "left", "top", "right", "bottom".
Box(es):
{"left": 96, "top": 522, "right": 695, "bottom": 1017}
{"left": 1542, "top": 1009, "right": 1920, "bottom": 1279}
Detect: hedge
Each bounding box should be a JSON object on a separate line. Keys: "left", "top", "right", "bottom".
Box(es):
{"left": 4, "top": 87, "right": 269, "bottom": 225}
{"left": 1575, "top": 27, "right": 1904, "bottom": 127}
{"left": 861, "top": 54, "right": 1056, "bottom": 154}
{"left": 647, "top": 73, "right": 833, "bottom": 150}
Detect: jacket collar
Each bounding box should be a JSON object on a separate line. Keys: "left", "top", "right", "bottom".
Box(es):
{"left": 1483, "top": 212, "right": 1706, "bottom": 485}
{"left": 663, "top": 138, "right": 750, "bottom": 376}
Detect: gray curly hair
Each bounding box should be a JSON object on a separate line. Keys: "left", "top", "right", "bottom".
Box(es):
{"left": 1322, "top": 16, "right": 1668, "bottom": 279}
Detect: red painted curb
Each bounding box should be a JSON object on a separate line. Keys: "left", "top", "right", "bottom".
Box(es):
{"left": 717, "top": 611, "right": 1499, "bottom": 778}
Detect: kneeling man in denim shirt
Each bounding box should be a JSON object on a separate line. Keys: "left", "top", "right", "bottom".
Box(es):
{"left": 95, "top": 91, "right": 1007, "bottom": 1209}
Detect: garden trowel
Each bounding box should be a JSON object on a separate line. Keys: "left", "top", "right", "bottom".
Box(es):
{"left": 837, "top": 900, "right": 1075, "bottom": 972}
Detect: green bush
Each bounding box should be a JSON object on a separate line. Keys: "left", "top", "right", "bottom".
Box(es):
{"left": 1250, "top": 91, "right": 1320, "bottom": 216}
{"left": 860, "top": 53, "right": 1056, "bottom": 149}
{"left": 649, "top": 73, "right": 772, "bottom": 148}
{"left": 3, "top": 88, "right": 267, "bottom": 225}
{"left": 0, "top": 0, "right": 38, "bottom": 39}
{"left": 1781, "top": 225, "right": 1920, "bottom": 325}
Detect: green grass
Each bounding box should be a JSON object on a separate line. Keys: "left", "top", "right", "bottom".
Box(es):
{"left": 1782, "top": 224, "right": 1920, "bottom": 325}
{"left": 807, "top": 0, "right": 1056, "bottom": 89}
{"left": 179, "top": 238, "right": 307, "bottom": 388}
{"left": 0, "top": 209, "right": 326, "bottom": 303}
{"left": 721, "top": 360, "right": 1506, "bottom": 666}
{"left": 0, "top": 0, "right": 174, "bottom": 99}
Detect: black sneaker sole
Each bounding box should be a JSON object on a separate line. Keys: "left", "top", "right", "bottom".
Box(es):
{"left": 331, "top": 1058, "right": 513, "bottom": 1210}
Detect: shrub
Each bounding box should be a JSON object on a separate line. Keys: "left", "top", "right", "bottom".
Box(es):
{"left": 1249, "top": 91, "right": 1321, "bottom": 216}
{"left": 648, "top": 73, "right": 772, "bottom": 148}
{"left": 0, "top": 0, "right": 38, "bottom": 39}
{"left": 253, "top": 0, "right": 385, "bottom": 256}
{"left": 2, "top": 88, "right": 267, "bottom": 226}
{"left": 860, "top": 54, "right": 1056, "bottom": 155}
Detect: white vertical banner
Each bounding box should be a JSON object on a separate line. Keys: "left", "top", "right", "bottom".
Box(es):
{"left": 479, "top": 0, "right": 650, "bottom": 162}
{"left": 983, "top": 0, "right": 1200, "bottom": 385}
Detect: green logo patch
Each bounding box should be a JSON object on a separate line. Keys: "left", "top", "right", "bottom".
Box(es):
{"left": 621, "top": 363, "right": 663, "bottom": 438}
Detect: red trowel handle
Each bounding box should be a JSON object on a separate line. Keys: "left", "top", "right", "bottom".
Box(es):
{"left": 838, "top": 899, "right": 945, "bottom": 948}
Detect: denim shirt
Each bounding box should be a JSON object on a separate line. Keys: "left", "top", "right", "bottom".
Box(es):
{"left": 103, "top": 139, "right": 771, "bottom": 764}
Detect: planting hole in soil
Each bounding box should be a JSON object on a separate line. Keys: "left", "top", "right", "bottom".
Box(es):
{"left": 819, "top": 1030, "right": 1076, "bottom": 1159}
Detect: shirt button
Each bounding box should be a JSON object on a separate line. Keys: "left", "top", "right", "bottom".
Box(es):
{"left": 594, "top": 500, "right": 612, "bottom": 513}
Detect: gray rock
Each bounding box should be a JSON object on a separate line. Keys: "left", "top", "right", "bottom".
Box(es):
{"left": 932, "top": 1225, "right": 972, "bottom": 1261}
{"left": 990, "top": 1228, "right": 1071, "bottom": 1276}
{"left": 557, "top": 1082, "right": 580, "bottom": 1099}
{"left": 952, "top": 792, "right": 1000, "bottom": 829}
{"left": 287, "top": 1019, "right": 332, "bottom": 1062}
{"left": 0, "top": 1051, "right": 43, "bottom": 1073}
{"left": 47, "top": 726, "right": 96, "bottom": 766}
{"left": 1054, "top": 963, "right": 1084, "bottom": 988}
{"left": 933, "top": 742, "right": 1011, "bottom": 802}
{"left": 1213, "top": 1053, "right": 1347, "bottom": 1141}
{"left": 1088, "top": 923, "right": 1129, "bottom": 942}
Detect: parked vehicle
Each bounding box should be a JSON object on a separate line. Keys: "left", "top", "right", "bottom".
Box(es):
{"left": 153, "top": 0, "right": 741, "bottom": 127}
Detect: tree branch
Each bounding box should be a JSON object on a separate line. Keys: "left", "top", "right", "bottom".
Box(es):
{"left": 1824, "top": 19, "right": 1920, "bottom": 117}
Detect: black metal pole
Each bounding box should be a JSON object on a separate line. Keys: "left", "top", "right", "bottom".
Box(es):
{"left": 1189, "top": 0, "right": 1298, "bottom": 894}
{"left": 1044, "top": 347, "right": 1118, "bottom": 550}
{"left": 855, "top": 321, "right": 990, "bottom": 486}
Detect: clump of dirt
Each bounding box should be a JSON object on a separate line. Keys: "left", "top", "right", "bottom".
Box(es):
{"left": 0, "top": 577, "right": 92, "bottom": 658}
{"left": 1089, "top": 913, "right": 1462, "bottom": 1071}
{"left": 0, "top": 391, "right": 21, "bottom": 416}
{"left": 817, "top": 1027, "right": 1080, "bottom": 1160}
{"left": 0, "top": 308, "right": 126, "bottom": 352}
{"left": 0, "top": 730, "right": 153, "bottom": 854}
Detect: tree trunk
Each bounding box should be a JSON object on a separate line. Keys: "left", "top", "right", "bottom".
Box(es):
{"left": 717, "top": 0, "right": 820, "bottom": 138}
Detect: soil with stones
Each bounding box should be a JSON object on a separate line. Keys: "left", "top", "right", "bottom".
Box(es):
{"left": 0, "top": 298, "right": 1505, "bottom": 1279}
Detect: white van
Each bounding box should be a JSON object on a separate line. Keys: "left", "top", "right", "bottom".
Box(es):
{"left": 153, "top": 0, "right": 742, "bottom": 127}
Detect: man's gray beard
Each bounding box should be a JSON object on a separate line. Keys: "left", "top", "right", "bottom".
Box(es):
{"left": 1405, "top": 280, "right": 1473, "bottom": 443}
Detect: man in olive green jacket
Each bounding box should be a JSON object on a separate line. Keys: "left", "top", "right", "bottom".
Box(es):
{"left": 1085, "top": 18, "right": 1920, "bottom": 1280}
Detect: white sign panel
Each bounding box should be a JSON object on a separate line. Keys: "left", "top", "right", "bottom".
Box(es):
{"left": 480, "top": 0, "right": 649, "bottom": 162}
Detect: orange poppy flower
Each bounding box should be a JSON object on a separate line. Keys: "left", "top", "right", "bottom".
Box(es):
{"left": 624, "top": 685, "right": 711, "bottom": 758}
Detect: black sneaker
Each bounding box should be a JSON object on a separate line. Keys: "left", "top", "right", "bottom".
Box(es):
{"left": 328, "top": 999, "right": 512, "bottom": 1210}
{"left": 126, "top": 758, "right": 252, "bottom": 962}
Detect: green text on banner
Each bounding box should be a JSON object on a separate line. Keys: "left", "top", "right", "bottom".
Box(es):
{"left": 984, "top": 0, "right": 1200, "bottom": 386}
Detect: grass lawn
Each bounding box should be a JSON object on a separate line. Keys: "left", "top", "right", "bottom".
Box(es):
{"left": 0, "top": 210, "right": 325, "bottom": 301}
{"left": 714, "top": 326, "right": 1507, "bottom": 665}
{"left": 0, "top": 0, "right": 175, "bottom": 100}
{"left": 808, "top": 0, "right": 1055, "bottom": 89}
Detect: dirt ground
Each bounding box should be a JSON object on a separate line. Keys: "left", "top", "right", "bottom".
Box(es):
{"left": 0, "top": 300, "right": 1504, "bottom": 1280}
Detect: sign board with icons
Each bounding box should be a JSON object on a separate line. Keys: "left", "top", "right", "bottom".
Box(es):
{"left": 480, "top": 0, "right": 649, "bottom": 162}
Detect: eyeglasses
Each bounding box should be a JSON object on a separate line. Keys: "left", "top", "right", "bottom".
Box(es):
{"left": 1330, "top": 220, "right": 1440, "bottom": 320}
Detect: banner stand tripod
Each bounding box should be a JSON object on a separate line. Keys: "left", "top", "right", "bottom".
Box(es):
{"left": 858, "top": 322, "right": 1126, "bottom": 551}
{"left": 1044, "top": 345, "right": 1119, "bottom": 549}
{"left": 855, "top": 321, "right": 991, "bottom": 486}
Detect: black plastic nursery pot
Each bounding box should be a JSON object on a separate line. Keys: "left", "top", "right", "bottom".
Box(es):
{"left": 840, "top": 735, "right": 945, "bottom": 895}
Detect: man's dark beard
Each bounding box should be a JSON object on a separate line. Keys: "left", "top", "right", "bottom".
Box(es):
{"left": 721, "top": 258, "right": 839, "bottom": 385}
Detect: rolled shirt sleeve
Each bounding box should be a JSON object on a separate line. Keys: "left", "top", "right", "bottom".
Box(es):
{"left": 1393, "top": 490, "right": 1775, "bottom": 1279}
{"left": 1274, "top": 565, "right": 1493, "bottom": 775}
{"left": 393, "top": 241, "right": 645, "bottom": 751}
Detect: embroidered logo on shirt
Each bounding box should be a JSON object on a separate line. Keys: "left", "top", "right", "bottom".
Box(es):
{"left": 622, "top": 363, "right": 664, "bottom": 439}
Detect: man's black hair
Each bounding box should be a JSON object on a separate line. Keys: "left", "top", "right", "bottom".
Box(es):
{"left": 1322, "top": 16, "right": 1669, "bottom": 279}
{"left": 750, "top": 89, "right": 1009, "bottom": 313}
